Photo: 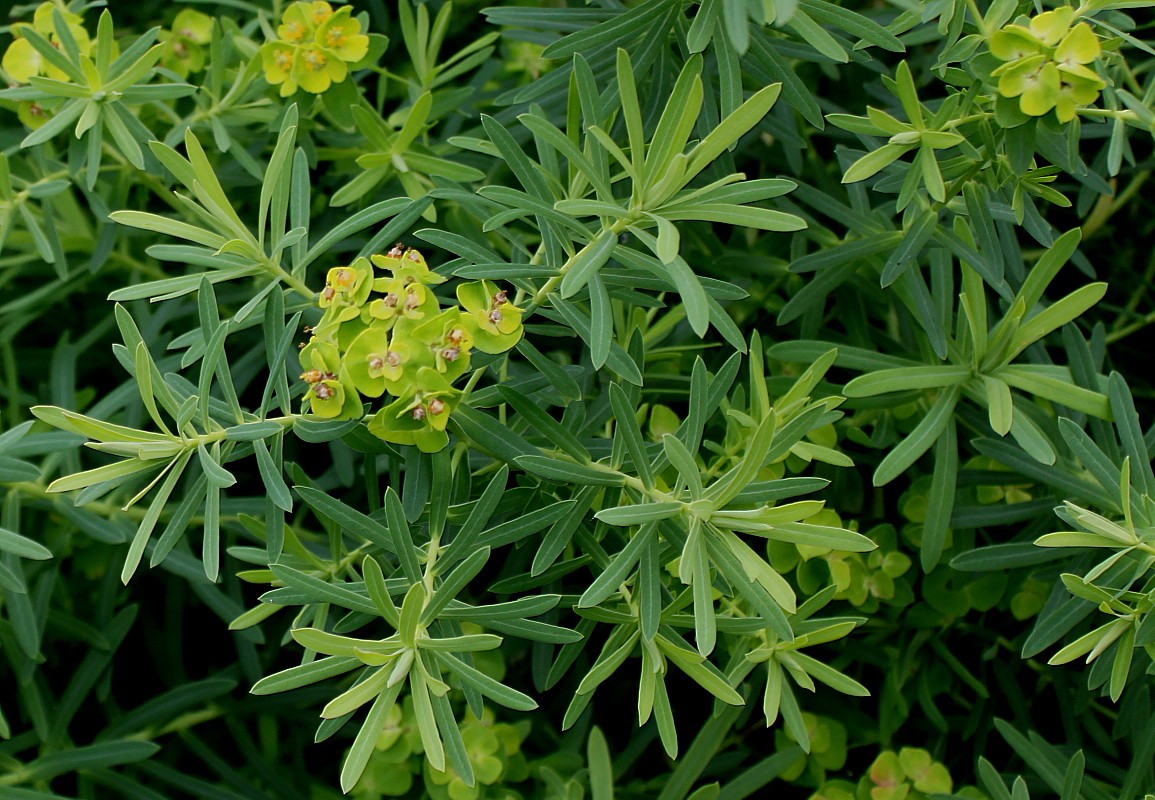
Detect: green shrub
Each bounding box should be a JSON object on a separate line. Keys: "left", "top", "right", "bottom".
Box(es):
{"left": 1, "top": 0, "right": 1154, "bottom": 798}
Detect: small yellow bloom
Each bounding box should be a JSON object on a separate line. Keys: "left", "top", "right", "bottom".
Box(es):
{"left": 291, "top": 42, "right": 347, "bottom": 94}
{"left": 988, "top": 6, "right": 1107, "bottom": 122}
{"left": 2, "top": 38, "right": 45, "bottom": 84}
{"left": 260, "top": 41, "right": 300, "bottom": 96}
{"left": 172, "top": 8, "right": 212, "bottom": 44}
{"left": 315, "top": 6, "right": 369, "bottom": 64}
{"left": 17, "top": 101, "right": 51, "bottom": 130}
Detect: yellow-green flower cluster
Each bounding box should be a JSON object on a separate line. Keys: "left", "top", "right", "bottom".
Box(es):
{"left": 810, "top": 748, "right": 981, "bottom": 800}
{"left": 259, "top": 1, "right": 368, "bottom": 96}
{"left": 298, "top": 244, "right": 524, "bottom": 453}
{"left": 0, "top": 2, "right": 92, "bottom": 128}
{"left": 353, "top": 703, "right": 529, "bottom": 800}
{"left": 767, "top": 519, "right": 914, "bottom": 613}
{"left": 989, "top": 6, "right": 1105, "bottom": 122}
{"left": 160, "top": 9, "right": 212, "bottom": 78}
{"left": 775, "top": 713, "right": 847, "bottom": 786}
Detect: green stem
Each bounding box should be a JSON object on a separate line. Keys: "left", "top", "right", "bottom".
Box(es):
{"left": 1105, "top": 307, "right": 1155, "bottom": 345}
{"left": 1083, "top": 169, "right": 1149, "bottom": 240}
{"left": 270, "top": 260, "right": 315, "bottom": 299}
{"left": 124, "top": 705, "right": 224, "bottom": 741}
{"left": 965, "top": 0, "right": 989, "bottom": 37}
{"left": 1, "top": 340, "right": 18, "bottom": 428}
{"left": 1076, "top": 108, "right": 1140, "bottom": 122}
{"left": 1109, "top": 249, "right": 1155, "bottom": 338}
{"left": 528, "top": 217, "right": 635, "bottom": 310}
{"left": 943, "top": 111, "right": 993, "bottom": 130}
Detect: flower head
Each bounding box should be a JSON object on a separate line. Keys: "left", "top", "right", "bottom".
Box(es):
{"left": 2, "top": 38, "right": 46, "bottom": 84}
{"left": 988, "top": 6, "right": 1106, "bottom": 121}
{"left": 279, "top": 2, "right": 334, "bottom": 40}
{"left": 291, "top": 42, "right": 347, "bottom": 94}
{"left": 367, "top": 368, "right": 462, "bottom": 453}
{"left": 315, "top": 5, "right": 368, "bottom": 64}
{"left": 366, "top": 277, "right": 439, "bottom": 325}
{"left": 371, "top": 245, "right": 447, "bottom": 286}
{"left": 995, "top": 56, "right": 1060, "bottom": 116}
{"left": 319, "top": 257, "right": 373, "bottom": 309}
{"left": 1056, "top": 71, "right": 1105, "bottom": 122}
{"left": 456, "top": 280, "right": 523, "bottom": 354}
{"left": 260, "top": 41, "right": 301, "bottom": 96}
{"left": 263, "top": 2, "right": 365, "bottom": 95}
{"left": 411, "top": 309, "right": 473, "bottom": 383}
{"left": 17, "top": 101, "right": 52, "bottom": 129}
{"left": 344, "top": 324, "right": 423, "bottom": 398}
{"left": 173, "top": 8, "right": 212, "bottom": 44}
{"left": 298, "top": 340, "right": 360, "bottom": 418}
{"left": 161, "top": 9, "right": 212, "bottom": 77}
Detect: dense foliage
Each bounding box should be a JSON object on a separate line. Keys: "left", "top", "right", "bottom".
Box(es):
{"left": 1, "top": 0, "right": 1154, "bottom": 798}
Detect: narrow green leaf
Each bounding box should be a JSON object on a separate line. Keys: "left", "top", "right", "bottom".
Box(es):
{"left": 559, "top": 228, "right": 618, "bottom": 299}
{"left": 996, "top": 366, "right": 1111, "bottom": 420}
{"left": 843, "top": 144, "right": 910, "bottom": 183}
{"left": 983, "top": 376, "right": 1014, "bottom": 436}
{"left": 435, "top": 651, "right": 538, "bottom": 711}
{"left": 588, "top": 727, "right": 615, "bottom": 800}
{"left": 686, "top": 84, "right": 782, "bottom": 178}
{"left": 516, "top": 455, "right": 624, "bottom": 487}
{"left": 1015, "top": 228, "right": 1081, "bottom": 311}
{"left": 340, "top": 683, "right": 404, "bottom": 793}
{"left": 385, "top": 488, "right": 423, "bottom": 582}
{"left": 844, "top": 366, "right": 969, "bottom": 397}
{"left": 21, "top": 741, "right": 161, "bottom": 783}
{"left": 921, "top": 416, "right": 957, "bottom": 571}
{"left": 1012, "top": 283, "right": 1108, "bottom": 356}
{"left": 578, "top": 526, "right": 654, "bottom": 608}
{"left": 874, "top": 386, "right": 960, "bottom": 486}
{"left": 596, "top": 502, "right": 683, "bottom": 526}
{"left": 0, "top": 527, "right": 52, "bottom": 560}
